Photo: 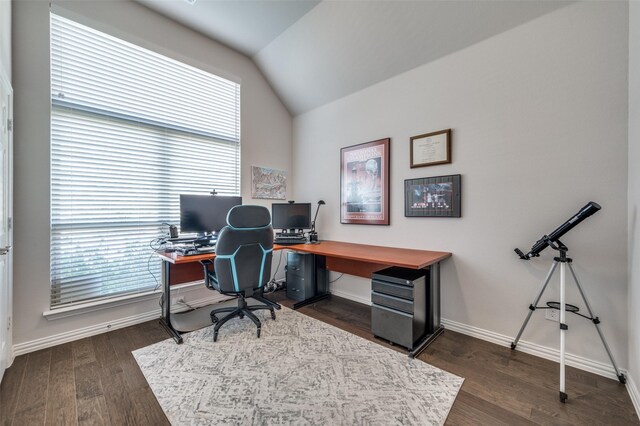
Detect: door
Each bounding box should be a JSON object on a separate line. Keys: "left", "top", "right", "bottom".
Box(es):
{"left": 0, "top": 69, "right": 13, "bottom": 383}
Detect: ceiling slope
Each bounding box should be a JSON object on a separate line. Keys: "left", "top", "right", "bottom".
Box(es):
{"left": 255, "top": 1, "right": 570, "bottom": 115}
{"left": 138, "top": 0, "right": 570, "bottom": 116}
{"left": 137, "top": 0, "right": 321, "bottom": 57}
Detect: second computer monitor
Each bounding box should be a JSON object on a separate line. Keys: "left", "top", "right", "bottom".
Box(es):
{"left": 180, "top": 195, "right": 242, "bottom": 235}
{"left": 272, "top": 203, "right": 311, "bottom": 231}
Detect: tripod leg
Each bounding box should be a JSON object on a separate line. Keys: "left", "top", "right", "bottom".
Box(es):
{"left": 511, "top": 261, "right": 559, "bottom": 350}
{"left": 568, "top": 263, "right": 626, "bottom": 384}
{"left": 559, "top": 262, "right": 568, "bottom": 403}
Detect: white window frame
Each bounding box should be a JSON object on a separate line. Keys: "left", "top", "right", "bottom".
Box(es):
{"left": 49, "top": 13, "right": 241, "bottom": 311}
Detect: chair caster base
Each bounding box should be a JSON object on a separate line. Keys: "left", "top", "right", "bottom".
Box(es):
{"left": 257, "top": 328, "right": 261, "bottom": 338}
{"left": 271, "top": 310, "right": 276, "bottom": 320}
{"left": 213, "top": 331, "right": 219, "bottom": 342}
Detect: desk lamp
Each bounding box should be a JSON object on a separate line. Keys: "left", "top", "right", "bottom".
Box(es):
{"left": 308, "top": 200, "right": 325, "bottom": 243}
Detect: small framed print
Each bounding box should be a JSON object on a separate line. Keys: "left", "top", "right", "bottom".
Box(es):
{"left": 405, "top": 174, "right": 461, "bottom": 218}
{"left": 410, "top": 129, "right": 451, "bottom": 168}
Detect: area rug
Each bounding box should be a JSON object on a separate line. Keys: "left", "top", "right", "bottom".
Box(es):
{"left": 133, "top": 307, "right": 463, "bottom": 425}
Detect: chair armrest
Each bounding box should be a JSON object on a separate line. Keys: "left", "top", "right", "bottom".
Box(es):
{"left": 199, "top": 259, "right": 219, "bottom": 290}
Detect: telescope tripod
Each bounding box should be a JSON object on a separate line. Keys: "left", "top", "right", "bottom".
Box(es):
{"left": 510, "top": 241, "right": 625, "bottom": 403}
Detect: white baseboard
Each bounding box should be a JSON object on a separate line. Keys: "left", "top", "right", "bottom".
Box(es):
{"left": 627, "top": 374, "right": 640, "bottom": 419}
{"left": 441, "top": 317, "right": 625, "bottom": 381}
{"left": 12, "top": 293, "right": 229, "bottom": 357}
{"left": 329, "top": 289, "right": 371, "bottom": 306}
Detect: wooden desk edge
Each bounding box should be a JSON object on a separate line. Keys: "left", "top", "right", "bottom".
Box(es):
{"left": 156, "top": 244, "right": 288, "bottom": 264}
{"left": 286, "top": 240, "right": 452, "bottom": 270}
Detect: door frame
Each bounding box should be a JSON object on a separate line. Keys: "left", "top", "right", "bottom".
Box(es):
{"left": 0, "top": 66, "right": 14, "bottom": 379}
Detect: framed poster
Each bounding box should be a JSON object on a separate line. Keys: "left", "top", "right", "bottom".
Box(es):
{"left": 340, "top": 138, "right": 390, "bottom": 225}
{"left": 410, "top": 129, "right": 451, "bottom": 168}
{"left": 404, "top": 174, "right": 461, "bottom": 217}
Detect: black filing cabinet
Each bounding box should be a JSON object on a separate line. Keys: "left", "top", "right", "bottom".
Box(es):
{"left": 286, "top": 252, "right": 317, "bottom": 301}
{"left": 371, "top": 266, "right": 429, "bottom": 349}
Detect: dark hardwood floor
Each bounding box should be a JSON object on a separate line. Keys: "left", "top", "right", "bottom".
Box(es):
{"left": 1, "top": 292, "right": 637, "bottom": 425}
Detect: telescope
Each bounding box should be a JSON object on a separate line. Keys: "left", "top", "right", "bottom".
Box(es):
{"left": 514, "top": 201, "right": 601, "bottom": 260}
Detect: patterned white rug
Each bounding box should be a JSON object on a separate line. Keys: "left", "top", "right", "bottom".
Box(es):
{"left": 133, "top": 307, "right": 463, "bottom": 425}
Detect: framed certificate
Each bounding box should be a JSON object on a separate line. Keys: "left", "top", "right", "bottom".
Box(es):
{"left": 410, "top": 129, "right": 451, "bottom": 168}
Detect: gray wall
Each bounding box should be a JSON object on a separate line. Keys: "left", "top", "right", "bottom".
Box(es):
{"left": 12, "top": 0, "right": 292, "bottom": 345}
{"left": 629, "top": 0, "right": 640, "bottom": 400}
{"left": 0, "top": 0, "right": 9, "bottom": 81}
{"left": 293, "top": 2, "right": 629, "bottom": 368}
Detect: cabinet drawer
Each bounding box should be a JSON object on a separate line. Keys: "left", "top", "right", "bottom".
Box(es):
{"left": 371, "top": 291, "right": 414, "bottom": 314}
{"left": 371, "top": 305, "right": 414, "bottom": 349}
{"left": 372, "top": 279, "right": 414, "bottom": 300}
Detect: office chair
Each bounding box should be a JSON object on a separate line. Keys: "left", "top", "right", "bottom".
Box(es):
{"left": 201, "top": 205, "right": 281, "bottom": 342}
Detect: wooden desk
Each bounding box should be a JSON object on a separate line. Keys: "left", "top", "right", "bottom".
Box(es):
{"left": 157, "top": 241, "right": 451, "bottom": 354}
{"left": 286, "top": 240, "right": 452, "bottom": 357}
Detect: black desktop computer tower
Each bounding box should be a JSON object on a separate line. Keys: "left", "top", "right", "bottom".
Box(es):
{"left": 285, "top": 252, "right": 327, "bottom": 302}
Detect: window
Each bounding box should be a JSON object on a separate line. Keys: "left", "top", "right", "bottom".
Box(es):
{"left": 50, "top": 14, "right": 240, "bottom": 308}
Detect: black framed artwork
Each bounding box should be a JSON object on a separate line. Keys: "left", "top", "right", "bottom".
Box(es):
{"left": 404, "top": 174, "right": 461, "bottom": 218}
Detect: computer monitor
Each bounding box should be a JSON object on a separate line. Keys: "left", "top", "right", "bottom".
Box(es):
{"left": 272, "top": 203, "right": 312, "bottom": 231}
{"left": 180, "top": 195, "right": 242, "bottom": 236}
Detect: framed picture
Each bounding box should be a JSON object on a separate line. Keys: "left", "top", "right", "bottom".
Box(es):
{"left": 251, "top": 166, "right": 287, "bottom": 199}
{"left": 404, "top": 174, "right": 461, "bottom": 218}
{"left": 340, "top": 138, "right": 390, "bottom": 225}
{"left": 410, "top": 129, "right": 451, "bottom": 168}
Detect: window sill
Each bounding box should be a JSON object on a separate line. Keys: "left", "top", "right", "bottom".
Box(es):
{"left": 43, "top": 281, "right": 204, "bottom": 321}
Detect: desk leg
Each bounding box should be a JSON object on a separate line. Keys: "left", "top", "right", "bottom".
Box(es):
{"left": 293, "top": 293, "right": 331, "bottom": 310}
{"left": 409, "top": 326, "right": 444, "bottom": 358}
{"left": 159, "top": 261, "right": 184, "bottom": 344}
{"left": 409, "top": 262, "right": 443, "bottom": 358}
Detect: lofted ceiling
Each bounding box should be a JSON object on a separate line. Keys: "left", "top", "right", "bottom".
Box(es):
{"left": 138, "top": 0, "right": 569, "bottom": 116}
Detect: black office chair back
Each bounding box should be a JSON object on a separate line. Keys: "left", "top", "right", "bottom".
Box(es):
{"left": 214, "top": 205, "right": 273, "bottom": 294}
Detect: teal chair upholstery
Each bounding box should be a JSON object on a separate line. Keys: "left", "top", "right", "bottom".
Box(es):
{"left": 201, "top": 205, "right": 280, "bottom": 342}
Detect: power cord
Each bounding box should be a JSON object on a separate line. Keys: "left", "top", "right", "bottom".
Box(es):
{"left": 176, "top": 298, "right": 196, "bottom": 311}
{"left": 148, "top": 236, "right": 166, "bottom": 292}
{"left": 330, "top": 273, "right": 344, "bottom": 284}
{"left": 148, "top": 236, "right": 169, "bottom": 310}
{"left": 264, "top": 250, "right": 285, "bottom": 293}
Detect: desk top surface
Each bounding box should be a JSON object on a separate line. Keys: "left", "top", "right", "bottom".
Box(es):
{"left": 157, "top": 240, "right": 450, "bottom": 269}
{"left": 289, "top": 240, "right": 451, "bottom": 269}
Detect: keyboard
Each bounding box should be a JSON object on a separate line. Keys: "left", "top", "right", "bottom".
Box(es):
{"left": 176, "top": 245, "right": 217, "bottom": 256}
{"left": 275, "top": 236, "right": 307, "bottom": 245}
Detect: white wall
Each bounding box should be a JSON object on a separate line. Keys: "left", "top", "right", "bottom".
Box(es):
{"left": 0, "top": 0, "right": 9, "bottom": 81}
{"left": 293, "top": 2, "right": 629, "bottom": 368}
{"left": 628, "top": 0, "right": 640, "bottom": 402}
{"left": 12, "top": 0, "right": 291, "bottom": 346}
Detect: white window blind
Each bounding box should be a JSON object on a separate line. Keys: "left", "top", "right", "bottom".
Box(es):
{"left": 50, "top": 14, "right": 241, "bottom": 308}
